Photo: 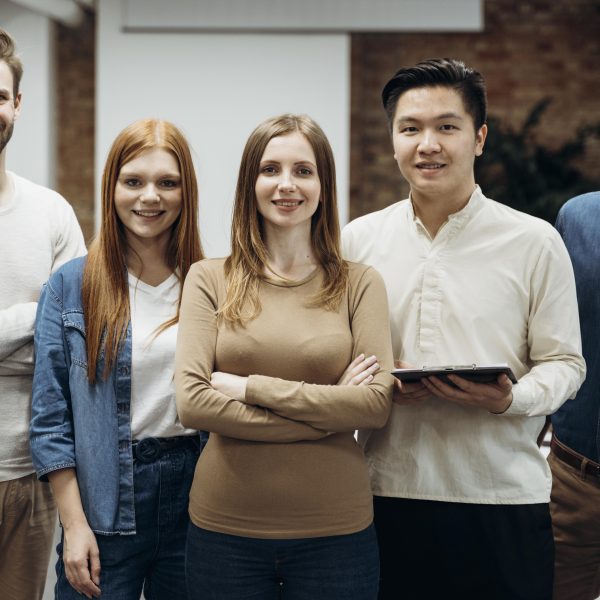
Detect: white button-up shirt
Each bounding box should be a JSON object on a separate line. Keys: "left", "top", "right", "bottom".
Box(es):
{"left": 342, "top": 186, "right": 585, "bottom": 503}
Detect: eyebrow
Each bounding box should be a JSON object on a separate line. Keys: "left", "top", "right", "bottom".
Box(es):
{"left": 395, "top": 112, "right": 464, "bottom": 123}
{"left": 119, "top": 170, "right": 181, "bottom": 178}
{"left": 260, "top": 159, "right": 317, "bottom": 167}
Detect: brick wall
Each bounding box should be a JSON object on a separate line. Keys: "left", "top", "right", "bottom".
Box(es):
{"left": 55, "top": 10, "right": 95, "bottom": 244}
{"left": 350, "top": 0, "right": 600, "bottom": 220}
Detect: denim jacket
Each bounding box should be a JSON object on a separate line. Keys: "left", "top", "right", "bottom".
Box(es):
{"left": 552, "top": 192, "right": 600, "bottom": 462}
{"left": 30, "top": 256, "right": 197, "bottom": 534}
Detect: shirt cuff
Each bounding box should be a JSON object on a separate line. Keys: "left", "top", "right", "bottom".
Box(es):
{"left": 493, "top": 381, "right": 533, "bottom": 416}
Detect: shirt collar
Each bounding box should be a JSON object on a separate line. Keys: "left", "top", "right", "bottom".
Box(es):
{"left": 407, "top": 185, "right": 484, "bottom": 233}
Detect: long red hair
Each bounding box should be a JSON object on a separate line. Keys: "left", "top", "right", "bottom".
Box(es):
{"left": 82, "top": 119, "right": 203, "bottom": 383}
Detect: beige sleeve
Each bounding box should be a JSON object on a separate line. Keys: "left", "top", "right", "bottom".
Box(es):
{"left": 175, "top": 261, "right": 329, "bottom": 442}
{"left": 245, "top": 266, "right": 394, "bottom": 432}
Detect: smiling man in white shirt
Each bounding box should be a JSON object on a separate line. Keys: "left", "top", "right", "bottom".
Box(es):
{"left": 342, "top": 58, "right": 585, "bottom": 600}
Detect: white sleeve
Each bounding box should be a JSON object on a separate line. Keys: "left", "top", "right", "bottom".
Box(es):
{"left": 0, "top": 193, "right": 84, "bottom": 364}
{"left": 502, "top": 230, "right": 586, "bottom": 417}
{"left": 51, "top": 201, "right": 86, "bottom": 274}
{"left": 0, "top": 302, "right": 37, "bottom": 361}
{"left": 0, "top": 342, "right": 34, "bottom": 375}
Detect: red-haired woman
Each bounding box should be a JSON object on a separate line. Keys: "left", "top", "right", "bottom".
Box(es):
{"left": 30, "top": 119, "right": 203, "bottom": 599}
{"left": 176, "top": 114, "right": 394, "bottom": 599}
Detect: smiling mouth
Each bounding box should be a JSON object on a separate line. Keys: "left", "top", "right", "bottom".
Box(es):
{"left": 133, "top": 210, "right": 164, "bottom": 217}
{"left": 416, "top": 163, "right": 445, "bottom": 170}
{"left": 272, "top": 200, "right": 303, "bottom": 207}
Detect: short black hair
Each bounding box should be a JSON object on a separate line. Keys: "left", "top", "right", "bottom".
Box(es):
{"left": 382, "top": 58, "right": 487, "bottom": 133}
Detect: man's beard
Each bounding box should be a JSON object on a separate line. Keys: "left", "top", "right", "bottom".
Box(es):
{"left": 0, "top": 121, "right": 14, "bottom": 155}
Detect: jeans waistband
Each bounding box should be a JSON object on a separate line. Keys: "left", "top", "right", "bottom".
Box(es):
{"left": 551, "top": 436, "right": 600, "bottom": 480}
{"left": 132, "top": 436, "right": 199, "bottom": 464}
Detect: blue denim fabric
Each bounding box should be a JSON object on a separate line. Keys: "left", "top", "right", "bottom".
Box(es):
{"left": 29, "top": 256, "right": 207, "bottom": 534}
{"left": 55, "top": 441, "right": 199, "bottom": 600}
{"left": 552, "top": 192, "right": 600, "bottom": 461}
{"left": 185, "top": 523, "right": 380, "bottom": 600}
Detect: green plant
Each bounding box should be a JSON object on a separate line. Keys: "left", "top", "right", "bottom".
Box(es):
{"left": 475, "top": 98, "right": 600, "bottom": 223}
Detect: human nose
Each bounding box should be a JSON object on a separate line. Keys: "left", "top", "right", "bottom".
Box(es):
{"left": 139, "top": 184, "right": 160, "bottom": 202}
{"left": 277, "top": 170, "right": 297, "bottom": 192}
{"left": 417, "top": 130, "right": 441, "bottom": 154}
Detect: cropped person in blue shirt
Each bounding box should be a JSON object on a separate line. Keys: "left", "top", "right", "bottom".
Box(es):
{"left": 30, "top": 119, "right": 203, "bottom": 599}
{"left": 550, "top": 191, "right": 599, "bottom": 600}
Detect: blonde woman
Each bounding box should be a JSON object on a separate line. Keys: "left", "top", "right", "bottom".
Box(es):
{"left": 176, "top": 114, "right": 394, "bottom": 599}
{"left": 31, "top": 119, "right": 203, "bottom": 599}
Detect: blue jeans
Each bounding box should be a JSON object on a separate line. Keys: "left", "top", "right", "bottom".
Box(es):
{"left": 55, "top": 437, "right": 200, "bottom": 600}
{"left": 185, "top": 523, "right": 380, "bottom": 599}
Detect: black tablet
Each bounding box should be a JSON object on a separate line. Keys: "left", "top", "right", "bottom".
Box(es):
{"left": 392, "top": 364, "right": 518, "bottom": 386}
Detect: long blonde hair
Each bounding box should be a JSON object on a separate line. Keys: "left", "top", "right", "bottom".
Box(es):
{"left": 82, "top": 119, "right": 203, "bottom": 383}
{"left": 220, "top": 114, "right": 348, "bottom": 325}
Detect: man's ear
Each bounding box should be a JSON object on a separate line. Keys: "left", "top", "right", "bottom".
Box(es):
{"left": 475, "top": 123, "right": 487, "bottom": 157}
{"left": 13, "top": 92, "right": 22, "bottom": 119}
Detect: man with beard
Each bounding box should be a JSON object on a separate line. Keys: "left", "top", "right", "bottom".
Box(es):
{"left": 0, "top": 28, "right": 85, "bottom": 600}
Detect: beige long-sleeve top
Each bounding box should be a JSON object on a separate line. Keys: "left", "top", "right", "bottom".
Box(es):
{"left": 175, "top": 258, "right": 394, "bottom": 538}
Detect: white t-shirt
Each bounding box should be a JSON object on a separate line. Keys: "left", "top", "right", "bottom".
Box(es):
{"left": 342, "top": 186, "right": 585, "bottom": 504}
{"left": 128, "top": 273, "right": 196, "bottom": 440}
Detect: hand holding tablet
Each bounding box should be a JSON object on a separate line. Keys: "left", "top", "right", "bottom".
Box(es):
{"left": 392, "top": 364, "right": 518, "bottom": 387}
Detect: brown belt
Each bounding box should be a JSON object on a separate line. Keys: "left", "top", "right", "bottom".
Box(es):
{"left": 551, "top": 436, "right": 600, "bottom": 480}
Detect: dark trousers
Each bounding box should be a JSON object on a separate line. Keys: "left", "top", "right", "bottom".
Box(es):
{"left": 374, "top": 495, "right": 554, "bottom": 600}
{"left": 185, "top": 523, "right": 380, "bottom": 599}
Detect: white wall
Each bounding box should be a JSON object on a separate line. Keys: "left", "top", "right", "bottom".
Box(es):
{"left": 98, "top": 0, "right": 350, "bottom": 257}
{"left": 0, "top": 3, "right": 54, "bottom": 188}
